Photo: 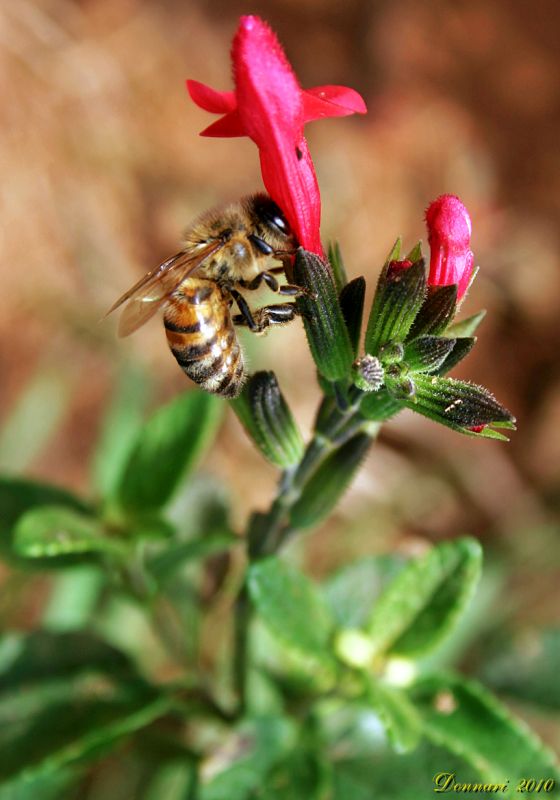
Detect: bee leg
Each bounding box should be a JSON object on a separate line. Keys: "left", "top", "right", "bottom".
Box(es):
{"left": 242, "top": 272, "right": 312, "bottom": 298}
{"left": 229, "top": 288, "right": 259, "bottom": 332}
{"left": 233, "top": 302, "right": 300, "bottom": 333}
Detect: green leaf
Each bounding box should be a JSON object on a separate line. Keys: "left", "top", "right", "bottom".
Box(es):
{"left": 446, "top": 310, "right": 486, "bottom": 338}
{"left": 403, "top": 336, "right": 456, "bottom": 373}
{"left": 408, "top": 285, "right": 457, "bottom": 338}
{"left": 92, "top": 365, "right": 150, "bottom": 501}
{"left": 327, "top": 241, "right": 348, "bottom": 292}
{"left": 323, "top": 555, "right": 406, "bottom": 629}
{"left": 359, "top": 388, "right": 403, "bottom": 422}
{"left": 231, "top": 371, "right": 304, "bottom": 468}
{"left": 116, "top": 391, "right": 223, "bottom": 513}
{"left": 367, "top": 538, "right": 482, "bottom": 657}
{"left": 435, "top": 337, "right": 476, "bottom": 375}
{"left": 365, "top": 260, "right": 426, "bottom": 357}
{"left": 481, "top": 628, "right": 560, "bottom": 710}
{"left": 200, "top": 717, "right": 295, "bottom": 800}
{"left": 339, "top": 276, "right": 366, "bottom": 356}
{"left": 248, "top": 558, "right": 336, "bottom": 665}
{"left": 148, "top": 531, "right": 237, "bottom": 583}
{"left": 404, "top": 375, "right": 516, "bottom": 438}
{"left": 411, "top": 673, "right": 560, "bottom": 783}
{"left": 13, "top": 506, "right": 126, "bottom": 559}
{"left": 0, "top": 478, "right": 88, "bottom": 561}
{"left": 0, "top": 694, "right": 173, "bottom": 782}
{"left": 0, "top": 631, "right": 135, "bottom": 692}
{"left": 294, "top": 249, "right": 354, "bottom": 382}
{"left": 290, "top": 433, "right": 373, "bottom": 529}
{"left": 366, "top": 679, "right": 421, "bottom": 752}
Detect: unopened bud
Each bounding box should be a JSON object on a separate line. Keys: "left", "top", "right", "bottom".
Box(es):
{"left": 425, "top": 194, "right": 474, "bottom": 300}
{"left": 352, "top": 355, "right": 384, "bottom": 392}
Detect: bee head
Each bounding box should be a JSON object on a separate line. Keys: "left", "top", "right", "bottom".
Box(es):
{"left": 249, "top": 194, "right": 297, "bottom": 249}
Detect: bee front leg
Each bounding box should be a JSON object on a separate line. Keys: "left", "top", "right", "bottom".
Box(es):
{"left": 241, "top": 271, "right": 311, "bottom": 298}
{"left": 232, "top": 302, "right": 300, "bottom": 334}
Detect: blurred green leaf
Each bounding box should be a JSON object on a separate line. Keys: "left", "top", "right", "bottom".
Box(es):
{"left": 323, "top": 555, "right": 406, "bottom": 630}
{"left": 403, "top": 336, "right": 456, "bottom": 373}
{"left": 481, "top": 628, "right": 560, "bottom": 710}
{"left": 200, "top": 717, "right": 295, "bottom": 800}
{"left": 232, "top": 372, "right": 304, "bottom": 468}
{"left": 365, "top": 260, "right": 426, "bottom": 357}
{"left": 0, "top": 631, "right": 136, "bottom": 692}
{"left": 0, "top": 369, "right": 73, "bottom": 474}
{"left": 366, "top": 679, "right": 421, "bottom": 752}
{"left": 411, "top": 673, "right": 560, "bottom": 783}
{"left": 294, "top": 249, "right": 354, "bottom": 382}
{"left": 0, "top": 478, "right": 89, "bottom": 562}
{"left": 404, "top": 375, "right": 515, "bottom": 439}
{"left": 42, "top": 566, "right": 104, "bottom": 631}
{"left": 408, "top": 285, "right": 457, "bottom": 339}
{"left": 148, "top": 531, "right": 237, "bottom": 583}
{"left": 0, "top": 770, "right": 76, "bottom": 800}
{"left": 445, "top": 310, "right": 486, "bottom": 338}
{"left": 14, "top": 506, "right": 126, "bottom": 559}
{"left": 339, "top": 277, "right": 366, "bottom": 357}
{"left": 262, "top": 739, "right": 331, "bottom": 800}
{"left": 290, "top": 433, "right": 373, "bottom": 529}
{"left": 248, "top": 558, "right": 336, "bottom": 665}
{"left": 0, "top": 693, "right": 173, "bottom": 782}
{"left": 367, "top": 538, "right": 482, "bottom": 657}
{"left": 92, "top": 365, "right": 151, "bottom": 501}
{"left": 116, "top": 391, "right": 223, "bottom": 513}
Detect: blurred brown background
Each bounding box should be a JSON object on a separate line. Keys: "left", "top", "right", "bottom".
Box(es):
{"left": 1, "top": 0, "right": 559, "bottom": 740}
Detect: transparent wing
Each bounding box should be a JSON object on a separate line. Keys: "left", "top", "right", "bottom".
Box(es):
{"left": 105, "top": 241, "right": 223, "bottom": 338}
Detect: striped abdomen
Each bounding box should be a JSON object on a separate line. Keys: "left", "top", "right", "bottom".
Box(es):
{"left": 163, "top": 279, "right": 244, "bottom": 398}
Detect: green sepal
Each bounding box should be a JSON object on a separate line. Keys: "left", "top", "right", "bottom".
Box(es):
{"left": 339, "top": 276, "right": 366, "bottom": 356}
{"left": 445, "top": 310, "right": 486, "bottom": 338}
{"left": 231, "top": 371, "right": 304, "bottom": 468}
{"left": 365, "top": 260, "right": 427, "bottom": 357}
{"left": 328, "top": 240, "right": 348, "bottom": 292}
{"left": 290, "top": 433, "right": 372, "bottom": 529}
{"left": 403, "top": 336, "right": 457, "bottom": 373}
{"left": 435, "top": 337, "right": 476, "bottom": 375}
{"left": 405, "top": 240, "right": 423, "bottom": 263}
{"left": 408, "top": 285, "right": 458, "bottom": 338}
{"left": 294, "top": 249, "right": 354, "bottom": 382}
{"left": 359, "top": 389, "right": 403, "bottom": 422}
{"left": 404, "top": 374, "right": 516, "bottom": 438}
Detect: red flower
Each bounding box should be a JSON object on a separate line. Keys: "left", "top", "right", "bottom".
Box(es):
{"left": 425, "top": 194, "right": 474, "bottom": 300}
{"left": 187, "top": 15, "right": 367, "bottom": 255}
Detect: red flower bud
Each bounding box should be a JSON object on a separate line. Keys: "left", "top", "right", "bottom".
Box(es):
{"left": 187, "top": 16, "right": 366, "bottom": 256}
{"left": 425, "top": 194, "right": 474, "bottom": 300}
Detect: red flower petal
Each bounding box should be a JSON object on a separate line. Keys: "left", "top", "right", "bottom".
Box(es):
{"left": 200, "top": 110, "right": 245, "bottom": 138}
{"left": 303, "top": 85, "right": 367, "bottom": 121}
{"left": 186, "top": 80, "right": 236, "bottom": 114}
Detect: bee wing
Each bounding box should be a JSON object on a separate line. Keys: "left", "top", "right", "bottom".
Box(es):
{"left": 106, "top": 241, "right": 223, "bottom": 338}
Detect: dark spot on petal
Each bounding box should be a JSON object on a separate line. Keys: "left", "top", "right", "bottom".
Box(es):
{"left": 295, "top": 146, "right": 303, "bottom": 161}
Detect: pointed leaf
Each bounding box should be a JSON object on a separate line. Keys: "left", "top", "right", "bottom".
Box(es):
{"left": 404, "top": 375, "right": 515, "bottom": 437}
{"left": 248, "top": 558, "right": 336, "bottom": 664}
{"left": 411, "top": 673, "right": 560, "bottom": 783}
{"left": 367, "top": 538, "right": 482, "bottom": 657}
{"left": 14, "top": 506, "right": 126, "bottom": 559}
{"left": 366, "top": 679, "right": 421, "bottom": 752}
{"left": 116, "top": 391, "right": 223, "bottom": 512}
{"left": 294, "top": 249, "right": 354, "bottom": 381}
{"left": 327, "top": 241, "right": 348, "bottom": 292}
{"left": 408, "top": 285, "right": 457, "bottom": 338}
{"left": 435, "top": 337, "right": 476, "bottom": 375}
{"left": 445, "top": 310, "right": 486, "bottom": 338}
{"left": 231, "top": 371, "right": 304, "bottom": 468}
{"left": 148, "top": 531, "right": 237, "bottom": 583}
{"left": 403, "top": 336, "right": 456, "bottom": 373}
{"left": 339, "top": 276, "right": 366, "bottom": 356}
{"left": 290, "top": 433, "right": 373, "bottom": 529}
{"left": 365, "top": 260, "right": 427, "bottom": 356}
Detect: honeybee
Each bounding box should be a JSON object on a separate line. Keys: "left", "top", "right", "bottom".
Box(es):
{"left": 106, "top": 194, "right": 303, "bottom": 398}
